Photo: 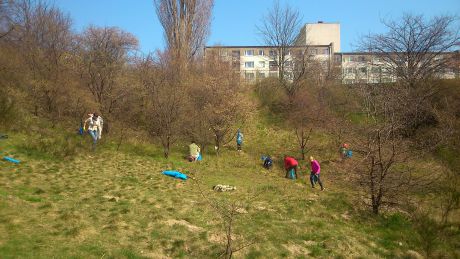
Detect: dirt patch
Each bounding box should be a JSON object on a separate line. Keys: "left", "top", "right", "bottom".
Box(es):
{"left": 164, "top": 219, "right": 203, "bottom": 232}
{"left": 102, "top": 195, "right": 120, "bottom": 202}
{"left": 208, "top": 233, "right": 225, "bottom": 243}
{"left": 283, "top": 242, "right": 311, "bottom": 256}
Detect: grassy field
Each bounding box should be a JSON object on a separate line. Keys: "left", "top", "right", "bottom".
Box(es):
{"left": 0, "top": 111, "right": 457, "bottom": 258}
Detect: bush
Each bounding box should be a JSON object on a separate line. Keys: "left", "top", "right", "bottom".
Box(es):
{"left": 16, "top": 131, "right": 86, "bottom": 159}
{"left": 0, "top": 90, "right": 16, "bottom": 130}
{"left": 254, "top": 78, "right": 288, "bottom": 113}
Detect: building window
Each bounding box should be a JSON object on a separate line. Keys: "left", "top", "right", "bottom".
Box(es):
{"left": 232, "top": 50, "right": 240, "bottom": 57}
{"left": 244, "top": 50, "right": 254, "bottom": 56}
{"left": 323, "top": 49, "right": 329, "bottom": 55}
{"left": 245, "top": 62, "right": 254, "bottom": 68}
{"left": 285, "top": 61, "right": 292, "bottom": 67}
{"left": 257, "top": 72, "right": 266, "bottom": 78}
{"left": 259, "top": 61, "right": 265, "bottom": 68}
{"left": 219, "top": 50, "right": 227, "bottom": 56}
{"left": 269, "top": 50, "right": 277, "bottom": 56}
{"left": 359, "top": 67, "right": 367, "bottom": 73}
{"left": 310, "top": 49, "right": 317, "bottom": 55}
{"left": 245, "top": 73, "right": 255, "bottom": 79}
{"left": 269, "top": 61, "right": 277, "bottom": 68}
{"left": 358, "top": 56, "right": 366, "bottom": 62}
{"left": 258, "top": 50, "right": 264, "bottom": 56}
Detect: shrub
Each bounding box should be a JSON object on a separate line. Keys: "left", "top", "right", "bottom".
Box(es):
{"left": 16, "top": 131, "right": 86, "bottom": 159}
{"left": 0, "top": 90, "right": 16, "bottom": 130}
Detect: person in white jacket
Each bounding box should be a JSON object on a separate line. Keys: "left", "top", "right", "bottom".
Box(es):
{"left": 84, "top": 112, "right": 103, "bottom": 149}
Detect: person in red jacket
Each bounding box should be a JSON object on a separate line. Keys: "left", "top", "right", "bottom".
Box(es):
{"left": 284, "top": 155, "right": 298, "bottom": 179}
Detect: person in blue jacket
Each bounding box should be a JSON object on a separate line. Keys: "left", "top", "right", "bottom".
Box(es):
{"left": 236, "top": 129, "right": 244, "bottom": 152}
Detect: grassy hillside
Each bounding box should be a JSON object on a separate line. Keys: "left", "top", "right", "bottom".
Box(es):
{"left": 0, "top": 109, "right": 458, "bottom": 258}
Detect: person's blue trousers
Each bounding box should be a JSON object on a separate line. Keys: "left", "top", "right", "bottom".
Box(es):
{"left": 88, "top": 130, "right": 98, "bottom": 144}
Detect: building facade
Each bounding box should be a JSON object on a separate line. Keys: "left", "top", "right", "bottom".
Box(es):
{"left": 205, "top": 21, "right": 460, "bottom": 84}
{"left": 205, "top": 44, "right": 334, "bottom": 81}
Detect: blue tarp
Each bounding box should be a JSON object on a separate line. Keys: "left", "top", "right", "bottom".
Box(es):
{"left": 3, "top": 156, "right": 20, "bottom": 164}
{"left": 162, "top": 170, "right": 187, "bottom": 180}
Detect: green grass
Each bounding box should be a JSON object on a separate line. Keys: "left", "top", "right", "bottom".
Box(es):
{"left": 0, "top": 110, "right": 458, "bottom": 258}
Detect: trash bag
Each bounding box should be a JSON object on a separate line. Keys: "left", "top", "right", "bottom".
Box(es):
{"left": 162, "top": 170, "right": 187, "bottom": 180}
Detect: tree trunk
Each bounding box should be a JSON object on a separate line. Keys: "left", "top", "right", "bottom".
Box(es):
{"left": 371, "top": 195, "right": 379, "bottom": 214}
{"left": 163, "top": 138, "right": 170, "bottom": 158}
{"left": 116, "top": 127, "right": 125, "bottom": 151}
{"left": 225, "top": 219, "right": 233, "bottom": 259}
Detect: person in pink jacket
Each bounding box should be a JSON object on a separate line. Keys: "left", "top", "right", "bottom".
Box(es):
{"left": 310, "top": 156, "right": 324, "bottom": 190}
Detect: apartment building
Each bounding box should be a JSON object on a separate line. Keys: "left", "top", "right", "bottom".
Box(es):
{"left": 338, "top": 52, "right": 459, "bottom": 84}
{"left": 205, "top": 44, "right": 334, "bottom": 81}
{"left": 205, "top": 21, "right": 460, "bottom": 84}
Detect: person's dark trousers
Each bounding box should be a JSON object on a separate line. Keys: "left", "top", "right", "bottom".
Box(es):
{"left": 310, "top": 172, "right": 324, "bottom": 190}
{"left": 285, "top": 166, "right": 297, "bottom": 178}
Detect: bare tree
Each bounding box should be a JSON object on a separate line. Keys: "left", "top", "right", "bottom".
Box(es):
{"left": 192, "top": 52, "right": 248, "bottom": 155}
{"left": 351, "top": 81, "right": 449, "bottom": 214}
{"left": 360, "top": 14, "right": 460, "bottom": 88}
{"left": 289, "top": 88, "right": 322, "bottom": 160}
{"left": 78, "top": 25, "right": 138, "bottom": 126}
{"left": 0, "top": 0, "right": 14, "bottom": 39}
{"left": 6, "top": 0, "right": 74, "bottom": 119}
{"left": 257, "top": 0, "right": 302, "bottom": 82}
{"left": 139, "top": 51, "right": 186, "bottom": 158}
{"left": 153, "top": 0, "right": 214, "bottom": 70}
{"left": 192, "top": 176, "right": 260, "bottom": 259}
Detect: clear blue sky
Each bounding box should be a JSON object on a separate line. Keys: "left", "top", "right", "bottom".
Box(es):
{"left": 55, "top": 0, "right": 460, "bottom": 55}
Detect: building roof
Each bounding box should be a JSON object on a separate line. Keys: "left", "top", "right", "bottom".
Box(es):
{"left": 205, "top": 44, "right": 332, "bottom": 49}
{"left": 305, "top": 22, "right": 340, "bottom": 24}
{"left": 336, "top": 51, "right": 459, "bottom": 55}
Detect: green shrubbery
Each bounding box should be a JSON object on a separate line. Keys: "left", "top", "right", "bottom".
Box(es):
{"left": 16, "top": 131, "right": 86, "bottom": 160}
{"left": 0, "top": 90, "right": 16, "bottom": 130}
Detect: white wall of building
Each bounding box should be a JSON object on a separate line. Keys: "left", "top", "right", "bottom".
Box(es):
{"left": 303, "top": 22, "right": 340, "bottom": 53}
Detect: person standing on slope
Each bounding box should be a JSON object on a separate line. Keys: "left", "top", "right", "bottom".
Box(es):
{"left": 236, "top": 129, "right": 244, "bottom": 152}
{"left": 83, "top": 112, "right": 102, "bottom": 151}
{"left": 310, "top": 156, "right": 324, "bottom": 190}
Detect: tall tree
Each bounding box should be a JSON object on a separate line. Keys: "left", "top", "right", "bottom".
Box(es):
{"left": 257, "top": 0, "right": 302, "bottom": 82}
{"left": 6, "top": 0, "right": 74, "bottom": 118}
{"left": 360, "top": 14, "right": 460, "bottom": 88}
{"left": 79, "top": 25, "right": 138, "bottom": 118}
{"left": 139, "top": 51, "right": 186, "bottom": 158}
{"left": 153, "top": 0, "right": 214, "bottom": 70}
{"left": 0, "top": 0, "right": 14, "bottom": 39}
{"left": 189, "top": 50, "right": 248, "bottom": 155}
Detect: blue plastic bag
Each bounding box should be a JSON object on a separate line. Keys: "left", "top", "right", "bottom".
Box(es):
{"left": 162, "top": 170, "right": 187, "bottom": 180}
{"left": 3, "top": 156, "right": 20, "bottom": 164}
{"left": 197, "top": 153, "right": 202, "bottom": 161}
